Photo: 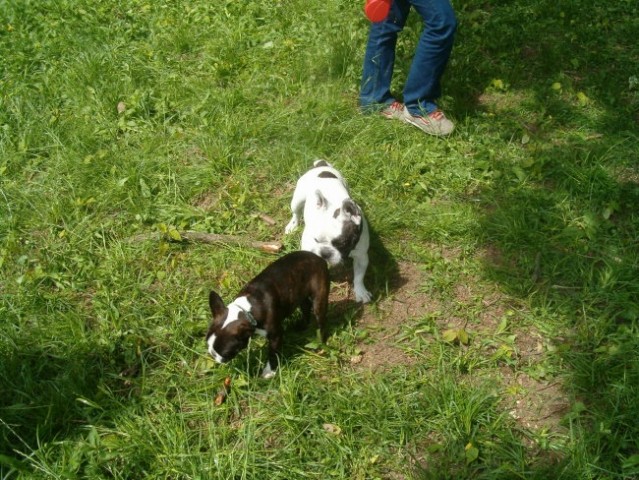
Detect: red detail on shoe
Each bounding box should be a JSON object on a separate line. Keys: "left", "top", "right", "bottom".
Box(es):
{"left": 402, "top": 107, "right": 454, "bottom": 136}
{"left": 381, "top": 101, "right": 404, "bottom": 118}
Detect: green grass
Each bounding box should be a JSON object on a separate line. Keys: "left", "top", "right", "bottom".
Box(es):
{"left": 1, "top": 0, "right": 639, "bottom": 478}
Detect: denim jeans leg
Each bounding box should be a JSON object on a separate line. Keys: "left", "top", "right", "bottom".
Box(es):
{"left": 359, "top": 0, "right": 411, "bottom": 111}
{"left": 403, "top": 0, "right": 456, "bottom": 115}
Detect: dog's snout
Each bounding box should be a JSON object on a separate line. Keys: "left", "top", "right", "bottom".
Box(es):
{"left": 210, "top": 349, "right": 226, "bottom": 364}
{"left": 319, "top": 247, "right": 333, "bottom": 260}
{"left": 207, "top": 334, "right": 226, "bottom": 364}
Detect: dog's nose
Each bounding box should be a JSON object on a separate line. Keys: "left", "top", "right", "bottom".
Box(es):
{"left": 319, "top": 247, "right": 333, "bottom": 260}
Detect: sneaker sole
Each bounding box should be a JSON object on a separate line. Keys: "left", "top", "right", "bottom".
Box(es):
{"left": 401, "top": 110, "right": 454, "bottom": 136}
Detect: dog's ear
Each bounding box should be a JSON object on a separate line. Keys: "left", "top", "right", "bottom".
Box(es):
{"left": 208, "top": 291, "right": 227, "bottom": 317}
{"left": 342, "top": 199, "right": 362, "bottom": 226}
{"left": 314, "top": 189, "right": 328, "bottom": 210}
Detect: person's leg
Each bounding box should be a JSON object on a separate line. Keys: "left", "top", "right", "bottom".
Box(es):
{"left": 359, "top": 0, "right": 411, "bottom": 112}
{"left": 402, "top": 0, "right": 456, "bottom": 115}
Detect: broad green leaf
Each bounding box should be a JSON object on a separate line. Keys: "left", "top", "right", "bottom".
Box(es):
{"left": 465, "top": 443, "right": 479, "bottom": 464}
{"left": 512, "top": 166, "right": 526, "bottom": 181}
{"left": 576, "top": 91, "right": 589, "bottom": 106}
{"left": 622, "top": 454, "right": 639, "bottom": 471}
{"left": 490, "top": 78, "right": 505, "bottom": 90}
{"left": 168, "top": 228, "right": 182, "bottom": 241}
{"left": 442, "top": 329, "right": 458, "bottom": 343}
{"left": 496, "top": 316, "right": 508, "bottom": 335}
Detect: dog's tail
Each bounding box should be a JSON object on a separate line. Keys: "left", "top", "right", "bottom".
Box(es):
{"left": 313, "top": 159, "right": 333, "bottom": 168}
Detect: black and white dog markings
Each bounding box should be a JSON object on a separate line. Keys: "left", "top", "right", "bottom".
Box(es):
{"left": 206, "top": 251, "right": 330, "bottom": 378}
{"left": 285, "top": 160, "right": 372, "bottom": 303}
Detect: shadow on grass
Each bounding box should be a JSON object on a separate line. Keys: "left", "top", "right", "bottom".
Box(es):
{"left": 446, "top": 0, "right": 638, "bottom": 132}
{"left": 444, "top": 14, "right": 638, "bottom": 475}
{"left": 396, "top": 1, "right": 639, "bottom": 475}
{"left": 368, "top": 222, "right": 403, "bottom": 297}
{"left": 476, "top": 141, "right": 639, "bottom": 475}
{"left": 326, "top": 221, "right": 403, "bottom": 331}
{"left": 0, "top": 332, "right": 147, "bottom": 474}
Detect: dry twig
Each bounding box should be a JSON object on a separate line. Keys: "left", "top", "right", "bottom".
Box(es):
{"left": 128, "top": 230, "right": 282, "bottom": 254}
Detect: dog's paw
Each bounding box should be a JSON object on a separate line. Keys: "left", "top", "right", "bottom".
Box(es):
{"left": 261, "top": 363, "right": 277, "bottom": 379}
{"left": 284, "top": 218, "right": 298, "bottom": 234}
{"left": 354, "top": 287, "right": 373, "bottom": 304}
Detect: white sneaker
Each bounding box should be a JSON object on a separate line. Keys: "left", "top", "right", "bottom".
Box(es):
{"left": 401, "top": 107, "right": 455, "bottom": 136}
{"left": 380, "top": 101, "right": 404, "bottom": 119}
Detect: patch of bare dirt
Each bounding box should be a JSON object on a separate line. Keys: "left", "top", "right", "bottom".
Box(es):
{"left": 192, "top": 190, "right": 219, "bottom": 210}
{"left": 331, "top": 250, "right": 570, "bottom": 438}
{"left": 328, "top": 261, "right": 439, "bottom": 372}
{"left": 614, "top": 166, "right": 639, "bottom": 184}
{"left": 501, "top": 368, "right": 570, "bottom": 432}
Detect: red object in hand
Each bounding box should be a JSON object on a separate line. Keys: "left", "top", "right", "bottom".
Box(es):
{"left": 365, "top": 0, "right": 391, "bottom": 23}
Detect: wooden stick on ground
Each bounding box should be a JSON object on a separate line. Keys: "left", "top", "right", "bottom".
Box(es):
{"left": 128, "top": 230, "right": 282, "bottom": 254}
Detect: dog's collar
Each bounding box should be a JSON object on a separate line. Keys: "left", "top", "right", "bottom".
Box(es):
{"left": 237, "top": 304, "right": 257, "bottom": 328}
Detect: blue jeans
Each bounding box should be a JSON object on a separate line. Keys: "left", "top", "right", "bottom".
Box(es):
{"left": 360, "top": 0, "right": 456, "bottom": 116}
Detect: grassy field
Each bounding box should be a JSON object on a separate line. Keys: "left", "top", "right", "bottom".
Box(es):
{"left": 1, "top": 0, "right": 638, "bottom": 478}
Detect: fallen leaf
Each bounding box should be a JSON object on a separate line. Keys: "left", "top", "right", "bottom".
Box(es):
{"left": 168, "top": 227, "right": 182, "bottom": 241}
{"left": 350, "top": 354, "right": 363, "bottom": 365}
{"left": 442, "top": 329, "right": 457, "bottom": 343}
{"left": 214, "top": 392, "right": 227, "bottom": 406}
{"left": 214, "top": 376, "right": 232, "bottom": 406}
{"left": 322, "top": 423, "right": 342, "bottom": 435}
{"left": 457, "top": 329, "right": 470, "bottom": 345}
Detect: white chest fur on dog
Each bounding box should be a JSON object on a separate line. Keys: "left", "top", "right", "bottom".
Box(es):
{"left": 285, "top": 160, "right": 372, "bottom": 303}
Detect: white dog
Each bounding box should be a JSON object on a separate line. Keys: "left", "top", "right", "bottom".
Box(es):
{"left": 285, "top": 160, "right": 372, "bottom": 303}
